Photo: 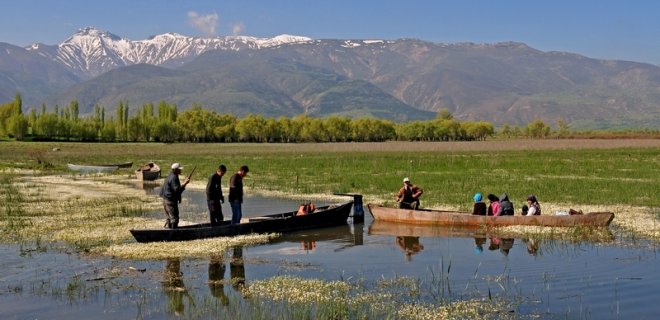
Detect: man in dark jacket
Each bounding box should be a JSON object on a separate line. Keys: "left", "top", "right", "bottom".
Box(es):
{"left": 159, "top": 163, "right": 190, "bottom": 228}
{"left": 206, "top": 164, "right": 227, "bottom": 226}
{"left": 229, "top": 165, "right": 249, "bottom": 224}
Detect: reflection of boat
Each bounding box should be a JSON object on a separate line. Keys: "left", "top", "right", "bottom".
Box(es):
{"left": 369, "top": 220, "right": 615, "bottom": 243}
{"left": 369, "top": 220, "right": 484, "bottom": 238}
{"left": 67, "top": 161, "right": 133, "bottom": 173}
{"left": 368, "top": 204, "right": 614, "bottom": 227}
{"left": 136, "top": 162, "right": 161, "bottom": 181}
{"left": 271, "top": 224, "right": 363, "bottom": 251}
{"left": 130, "top": 201, "right": 353, "bottom": 243}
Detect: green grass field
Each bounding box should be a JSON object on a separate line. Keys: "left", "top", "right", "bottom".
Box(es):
{"left": 1, "top": 140, "right": 658, "bottom": 209}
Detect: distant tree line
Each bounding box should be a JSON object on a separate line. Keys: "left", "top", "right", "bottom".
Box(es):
{"left": 1, "top": 95, "right": 656, "bottom": 142}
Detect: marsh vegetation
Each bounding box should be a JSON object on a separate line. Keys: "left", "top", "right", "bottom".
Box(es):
{"left": 0, "top": 140, "right": 658, "bottom": 318}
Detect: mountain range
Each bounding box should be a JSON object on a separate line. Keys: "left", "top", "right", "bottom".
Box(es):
{"left": 1, "top": 27, "right": 659, "bottom": 128}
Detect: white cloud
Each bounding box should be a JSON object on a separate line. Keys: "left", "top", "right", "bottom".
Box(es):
{"left": 187, "top": 11, "right": 219, "bottom": 36}
{"left": 232, "top": 22, "right": 245, "bottom": 36}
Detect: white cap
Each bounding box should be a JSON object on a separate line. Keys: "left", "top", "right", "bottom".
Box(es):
{"left": 171, "top": 163, "right": 183, "bottom": 170}
{"left": 403, "top": 177, "right": 410, "bottom": 183}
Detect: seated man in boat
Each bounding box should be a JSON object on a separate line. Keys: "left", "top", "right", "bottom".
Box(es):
{"left": 396, "top": 177, "right": 423, "bottom": 210}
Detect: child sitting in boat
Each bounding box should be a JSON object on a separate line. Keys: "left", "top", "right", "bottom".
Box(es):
{"left": 472, "top": 193, "right": 487, "bottom": 215}
{"left": 296, "top": 202, "right": 316, "bottom": 216}
{"left": 523, "top": 195, "right": 541, "bottom": 216}
{"left": 487, "top": 194, "right": 500, "bottom": 216}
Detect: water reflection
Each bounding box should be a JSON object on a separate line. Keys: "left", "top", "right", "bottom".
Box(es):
{"left": 163, "top": 258, "right": 187, "bottom": 316}
{"left": 486, "top": 236, "right": 515, "bottom": 256}
{"left": 272, "top": 224, "right": 363, "bottom": 252}
{"left": 208, "top": 255, "right": 228, "bottom": 305}
{"left": 368, "top": 219, "right": 615, "bottom": 258}
{"left": 474, "top": 237, "right": 486, "bottom": 254}
{"left": 396, "top": 236, "right": 424, "bottom": 261}
{"left": 230, "top": 247, "right": 245, "bottom": 291}
{"left": 523, "top": 238, "right": 539, "bottom": 256}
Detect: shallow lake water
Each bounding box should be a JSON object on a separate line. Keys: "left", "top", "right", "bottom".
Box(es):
{"left": 1, "top": 186, "right": 658, "bottom": 319}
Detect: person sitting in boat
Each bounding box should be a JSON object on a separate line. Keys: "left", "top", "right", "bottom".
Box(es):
{"left": 496, "top": 193, "right": 514, "bottom": 216}
{"left": 523, "top": 195, "right": 541, "bottom": 216}
{"left": 486, "top": 194, "right": 500, "bottom": 216}
{"left": 140, "top": 162, "right": 155, "bottom": 171}
{"left": 472, "top": 193, "right": 487, "bottom": 215}
{"left": 296, "top": 202, "right": 316, "bottom": 216}
{"left": 396, "top": 177, "right": 423, "bottom": 210}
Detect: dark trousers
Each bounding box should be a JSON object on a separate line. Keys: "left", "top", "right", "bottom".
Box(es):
{"left": 399, "top": 199, "right": 420, "bottom": 210}
{"left": 207, "top": 199, "right": 223, "bottom": 226}
{"left": 163, "top": 199, "right": 179, "bottom": 228}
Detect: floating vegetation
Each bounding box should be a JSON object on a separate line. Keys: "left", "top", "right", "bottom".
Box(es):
{"left": 246, "top": 275, "right": 514, "bottom": 320}
{"left": 491, "top": 225, "right": 616, "bottom": 243}
{"left": 103, "top": 234, "right": 277, "bottom": 260}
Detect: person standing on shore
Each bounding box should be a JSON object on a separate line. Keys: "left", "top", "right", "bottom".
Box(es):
{"left": 206, "top": 164, "right": 227, "bottom": 226}
{"left": 159, "top": 163, "right": 190, "bottom": 229}
{"left": 229, "top": 165, "right": 249, "bottom": 224}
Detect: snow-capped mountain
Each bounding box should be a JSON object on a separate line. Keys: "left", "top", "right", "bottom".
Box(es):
{"left": 6, "top": 26, "right": 660, "bottom": 127}
{"left": 27, "top": 27, "right": 312, "bottom": 78}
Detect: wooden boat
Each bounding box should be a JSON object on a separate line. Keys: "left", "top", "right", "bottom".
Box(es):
{"left": 367, "top": 204, "right": 614, "bottom": 228}
{"left": 67, "top": 161, "right": 133, "bottom": 173}
{"left": 67, "top": 163, "right": 119, "bottom": 173}
{"left": 136, "top": 162, "right": 161, "bottom": 181}
{"left": 130, "top": 201, "right": 354, "bottom": 243}
{"left": 109, "top": 161, "right": 133, "bottom": 168}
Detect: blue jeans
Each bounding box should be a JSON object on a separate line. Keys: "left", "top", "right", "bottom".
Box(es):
{"left": 230, "top": 201, "right": 242, "bottom": 224}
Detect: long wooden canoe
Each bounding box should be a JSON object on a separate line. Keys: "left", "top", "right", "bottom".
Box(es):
{"left": 130, "top": 201, "right": 353, "bottom": 243}
{"left": 367, "top": 204, "right": 614, "bottom": 228}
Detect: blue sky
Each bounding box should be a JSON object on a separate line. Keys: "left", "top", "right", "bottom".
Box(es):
{"left": 2, "top": 0, "right": 659, "bottom": 65}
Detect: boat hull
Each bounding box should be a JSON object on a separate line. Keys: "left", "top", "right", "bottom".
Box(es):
{"left": 367, "top": 204, "right": 614, "bottom": 228}
{"left": 67, "top": 163, "right": 118, "bottom": 173}
{"left": 136, "top": 169, "right": 161, "bottom": 181}
{"left": 130, "top": 201, "right": 353, "bottom": 243}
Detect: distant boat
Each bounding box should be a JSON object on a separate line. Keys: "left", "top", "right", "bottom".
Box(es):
{"left": 368, "top": 204, "right": 614, "bottom": 228}
{"left": 130, "top": 201, "right": 353, "bottom": 243}
{"left": 68, "top": 163, "right": 118, "bottom": 173}
{"left": 111, "top": 162, "right": 133, "bottom": 168}
{"left": 67, "top": 161, "right": 133, "bottom": 173}
{"left": 136, "top": 162, "right": 161, "bottom": 181}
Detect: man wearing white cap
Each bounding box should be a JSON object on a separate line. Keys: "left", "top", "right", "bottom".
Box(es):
{"left": 159, "top": 163, "right": 191, "bottom": 228}
{"left": 396, "top": 177, "right": 423, "bottom": 210}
